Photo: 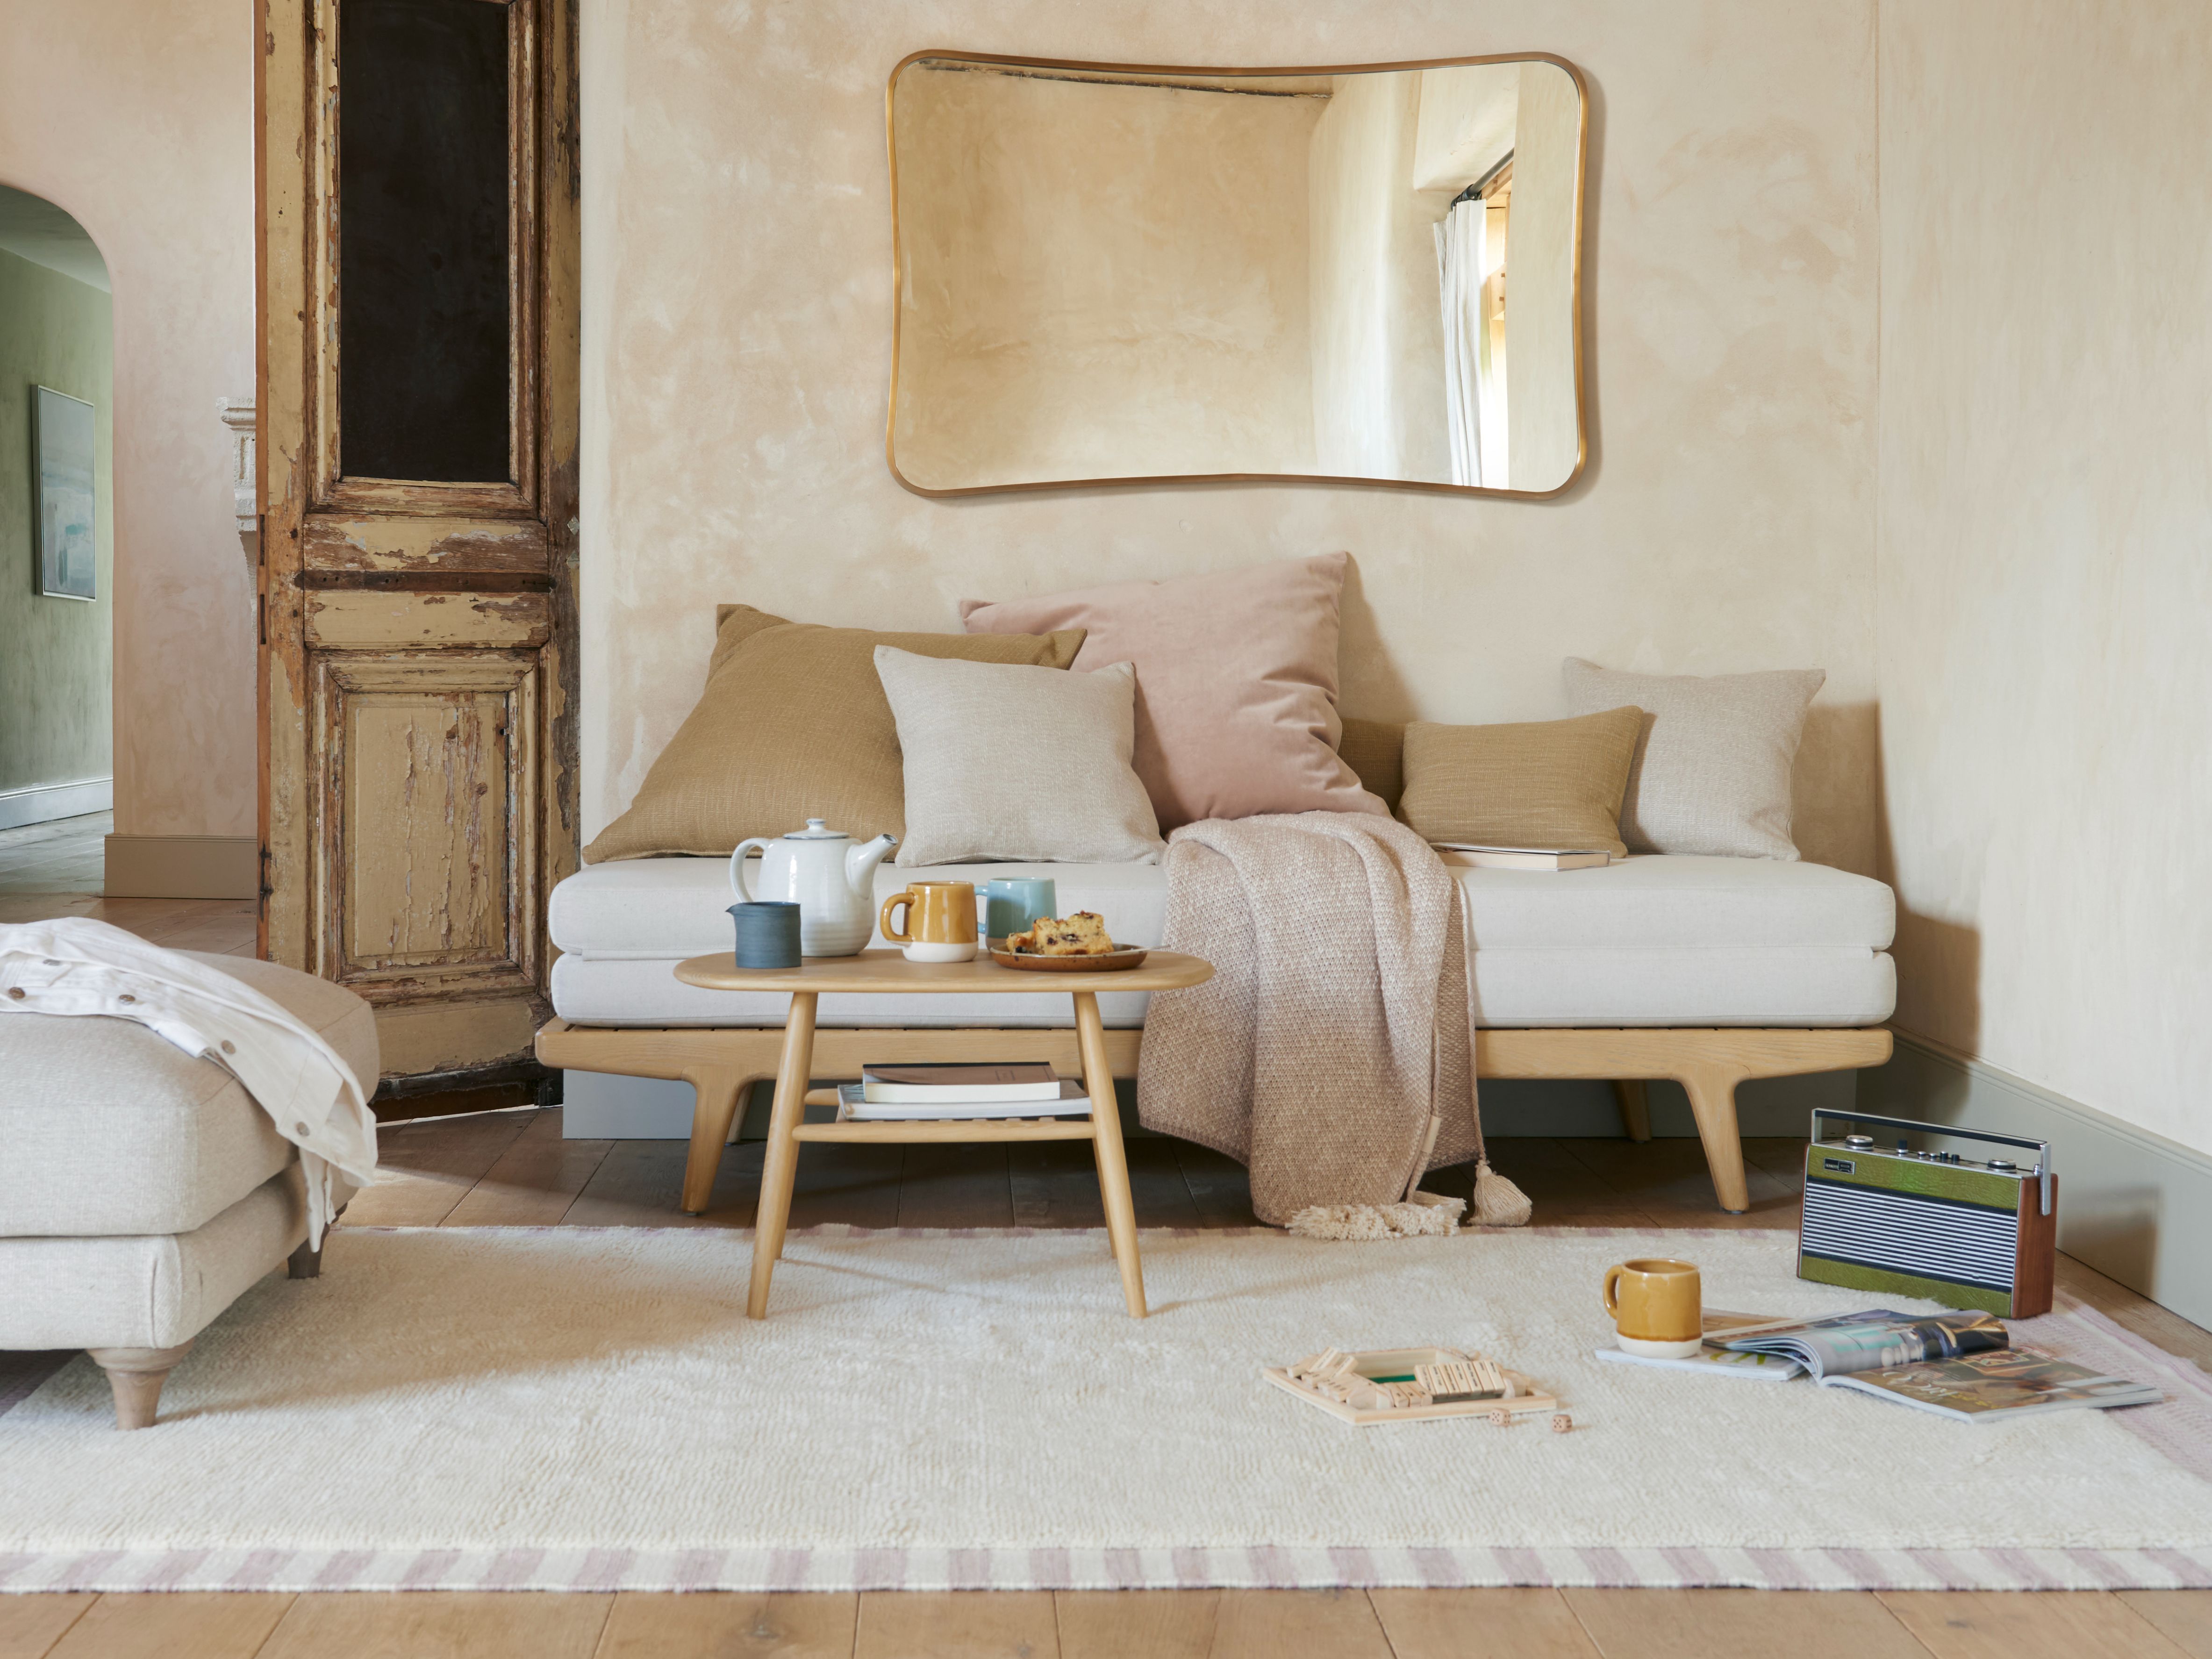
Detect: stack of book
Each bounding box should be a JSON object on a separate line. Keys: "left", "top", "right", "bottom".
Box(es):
{"left": 835, "top": 1061, "right": 1090, "bottom": 1122}
{"left": 1430, "top": 842, "right": 1612, "bottom": 871}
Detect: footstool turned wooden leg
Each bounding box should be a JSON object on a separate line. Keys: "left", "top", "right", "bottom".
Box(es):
{"left": 287, "top": 1238, "right": 322, "bottom": 1278}
{"left": 88, "top": 1340, "right": 195, "bottom": 1430}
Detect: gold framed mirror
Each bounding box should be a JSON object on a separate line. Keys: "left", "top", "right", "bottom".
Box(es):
{"left": 888, "top": 50, "right": 1586, "bottom": 499}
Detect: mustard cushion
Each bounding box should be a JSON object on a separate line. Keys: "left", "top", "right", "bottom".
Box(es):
{"left": 1397, "top": 707, "right": 1644, "bottom": 859}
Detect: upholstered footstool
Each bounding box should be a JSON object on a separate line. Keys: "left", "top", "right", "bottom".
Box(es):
{"left": 0, "top": 952, "right": 378, "bottom": 1428}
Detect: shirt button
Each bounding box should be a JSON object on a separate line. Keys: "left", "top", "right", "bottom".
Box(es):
{"left": 118, "top": 994, "right": 137, "bottom": 1005}
{"left": 294, "top": 1122, "right": 312, "bottom": 1136}
{"left": 221, "top": 1039, "right": 236, "bottom": 1054}
{"left": 5, "top": 987, "right": 23, "bottom": 1000}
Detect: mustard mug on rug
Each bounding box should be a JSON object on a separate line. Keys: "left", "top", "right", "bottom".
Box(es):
{"left": 1602, "top": 1257, "right": 1703, "bottom": 1359}
{"left": 880, "top": 881, "right": 978, "bottom": 962}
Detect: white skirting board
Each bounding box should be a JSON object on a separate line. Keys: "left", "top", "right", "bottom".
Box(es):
{"left": 1858, "top": 1029, "right": 2212, "bottom": 1330}
{"left": 558, "top": 1066, "right": 1850, "bottom": 1143}
{"left": 0, "top": 777, "right": 111, "bottom": 831}
{"left": 103, "top": 834, "right": 257, "bottom": 899}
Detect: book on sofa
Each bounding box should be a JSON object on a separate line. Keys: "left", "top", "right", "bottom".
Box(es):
{"left": 1430, "top": 844, "right": 1612, "bottom": 871}
{"left": 860, "top": 1062, "right": 1063, "bottom": 1104}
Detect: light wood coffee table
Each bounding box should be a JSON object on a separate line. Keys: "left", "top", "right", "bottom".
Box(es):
{"left": 673, "top": 948, "right": 1214, "bottom": 1320}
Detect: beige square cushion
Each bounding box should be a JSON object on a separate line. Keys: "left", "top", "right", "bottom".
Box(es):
{"left": 1562, "top": 658, "right": 1825, "bottom": 859}
{"left": 0, "top": 951, "right": 379, "bottom": 1239}
{"left": 1397, "top": 708, "right": 1643, "bottom": 858}
{"left": 959, "top": 553, "right": 1385, "bottom": 830}
{"left": 875, "top": 648, "right": 1163, "bottom": 866}
{"left": 585, "top": 607, "right": 1085, "bottom": 861}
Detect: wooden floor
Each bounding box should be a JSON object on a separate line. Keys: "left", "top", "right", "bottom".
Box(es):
{"left": 5, "top": 877, "right": 2211, "bottom": 1659}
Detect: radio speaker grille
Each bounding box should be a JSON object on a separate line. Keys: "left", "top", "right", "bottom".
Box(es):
{"left": 1800, "top": 1178, "right": 2019, "bottom": 1294}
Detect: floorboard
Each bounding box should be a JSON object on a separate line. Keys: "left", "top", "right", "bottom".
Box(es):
{"left": 255, "top": 1591, "right": 612, "bottom": 1658}
{"left": 340, "top": 1109, "right": 538, "bottom": 1228}
{"left": 43, "top": 1594, "right": 294, "bottom": 1659}
{"left": 2117, "top": 1593, "right": 2212, "bottom": 1657}
{"left": 855, "top": 1590, "right": 1057, "bottom": 1659}
{"left": 443, "top": 1108, "right": 613, "bottom": 1226}
{"left": 596, "top": 1591, "right": 857, "bottom": 1658}
{"left": 1205, "top": 1590, "right": 1394, "bottom": 1659}
{"left": 1053, "top": 1590, "right": 1219, "bottom": 1659}
{"left": 896, "top": 1143, "right": 1015, "bottom": 1229}
{"left": 1879, "top": 1589, "right": 2191, "bottom": 1659}
{"left": 1560, "top": 1587, "right": 1928, "bottom": 1659}
{"left": 1368, "top": 1586, "right": 1603, "bottom": 1658}
{"left": 0, "top": 1595, "right": 94, "bottom": 1659}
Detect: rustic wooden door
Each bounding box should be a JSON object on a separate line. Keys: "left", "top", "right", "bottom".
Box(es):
{"left": 257, "top": 0, "right": 579, "bottom": 1092}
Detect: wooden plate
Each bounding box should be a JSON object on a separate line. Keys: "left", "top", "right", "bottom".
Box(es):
{"left": 988, "top": 941, "right": 1151, "bottom": 973}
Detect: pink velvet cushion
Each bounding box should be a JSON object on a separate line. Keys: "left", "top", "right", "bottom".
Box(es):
{"left": 960, "top": 553, "right": 1385, "bottom": 830}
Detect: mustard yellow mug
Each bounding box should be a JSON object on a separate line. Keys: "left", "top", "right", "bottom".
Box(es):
{"left": 1602, "top": 1257, "right": 1702, "bottom": 1359}
{"left": 880, "top": 881, "right": 977, "bottom": 963}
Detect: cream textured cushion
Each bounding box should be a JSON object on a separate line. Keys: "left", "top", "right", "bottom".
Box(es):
{"left": 875, "top": 647, "right": 1163, "bottom": 867}
{"left": 1397, "top": 708, "right": 1643, "bottom": 859}
{"left": 959, "top": 553, "right": 1385, "bottom": 830}
{"left": 1562, "top": 659, "right": 1825, "bottom": 859}
{"left": 585, "top": 606, "right": 1086, "bottom": 862}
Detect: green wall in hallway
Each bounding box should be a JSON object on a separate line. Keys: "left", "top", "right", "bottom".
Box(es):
{"left": 0, "top": 244, "right": 113, "bottom": 796}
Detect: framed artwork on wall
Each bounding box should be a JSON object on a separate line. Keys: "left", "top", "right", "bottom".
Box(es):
{"left": 34, "top": 384, "right": 96, "bottom": 601}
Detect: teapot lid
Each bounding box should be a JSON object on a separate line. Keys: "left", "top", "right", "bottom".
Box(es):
{"left": 785, "top": 817, "right": 848, "bottom": 840}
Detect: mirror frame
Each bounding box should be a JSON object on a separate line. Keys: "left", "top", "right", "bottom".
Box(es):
{"left": 885, "top": 48, "right": 1588, "bottom": 501}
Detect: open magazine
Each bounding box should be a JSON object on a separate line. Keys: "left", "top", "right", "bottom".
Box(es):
{"left": 1715, "top": 1309, "right": 2162, "bottom": 1422}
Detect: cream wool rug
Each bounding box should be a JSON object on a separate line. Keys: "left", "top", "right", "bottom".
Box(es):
{"left": 4, "top": 1224, "right": 2211, "bottom": 1594}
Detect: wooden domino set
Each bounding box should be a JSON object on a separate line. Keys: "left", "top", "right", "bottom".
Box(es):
{"left": 1264, "top": 1345, "right": 1569, "bottom": 1430}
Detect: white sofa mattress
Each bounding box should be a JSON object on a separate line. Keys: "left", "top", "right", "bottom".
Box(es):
{"left": 549, "top": 854, "right": 1896, "bottom": 1030}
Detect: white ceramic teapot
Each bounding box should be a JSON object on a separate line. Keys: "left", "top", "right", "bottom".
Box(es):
{"left": 730, "top": 818, "right": 899, "bottom": 958}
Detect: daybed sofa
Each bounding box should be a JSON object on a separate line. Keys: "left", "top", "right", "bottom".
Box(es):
{"left": 537, "top": 722, "right": 1895, "bottom": 1216}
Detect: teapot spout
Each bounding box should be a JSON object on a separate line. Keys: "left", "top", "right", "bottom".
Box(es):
{"left": 845, "top": 832, "right": 898, "bottom": 893}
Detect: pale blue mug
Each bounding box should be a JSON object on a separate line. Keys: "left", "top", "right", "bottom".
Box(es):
{"left": 981, "top": 878, "right": 1056, "bottom": 942}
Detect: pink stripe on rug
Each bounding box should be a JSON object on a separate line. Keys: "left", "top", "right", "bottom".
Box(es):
{"left": 1170, "top": 1546, "right": 1211, "bottom": 1587}
{"left": 0, "top": 1553, "right": 44, "bottom": 1588}
{"left": 1409, "top": 1546, "right": 1461, "bottom": 1587}
{"left": 1744, "top": 1547, "right": 1813, "bottom": 1589}
{"left": 852, "top": 1547, "right": 908, "bottom": 1590}
{"left": 948, "top": 1548, "right": 993, "bottom": 1587}
{"left": 1575, "top": 1547, "right": 1638, "bottom": 1587}
{"left": 571, "top": 1548, "right": 635, "bottom": 1590}
{"left": 400, "top": 1549, "right": 463, "bottom": 1590}
{"left": 1245, "top": 1544, "right": 1296, "bottom": 1587}
{"left": 2146, "top": 1548, "right": 2212, "bottom": 1588}
{"left": 135, "top": 1550, "right": 212, "bottom": 1590}
{"left": 481, "top": 1548, "right": 547, "bottom": 1588}
{"left": 2063, "top": 1546, "right": 2139, "bottom": 1588}
{"left": 1658, "top": 1546, "right": 1716, "bottom": 1586}
{"left": 1101, "top": 1547, "right": 1144, "bottom": 1588}
{"left": 52, "top": 1552, "right": 121, "bottom": 1589}
{"left": 1491, "top": 1545, "right": 1548, "bottom": 1585}
{"left": 1986, "top": 1547, "right": 2063, "bottom": 1589}
{"left": 1824, "top": 1546, "right": 1889, "bottom": 1586}
{"left": 1903, "top": 1548, "right": 1981, "bottom": 1590}
{"left": 311, "top": 1549, "right": 376, "bottom": 1589}
{"left": 666, "top": 1550, "right": 725, "bottom": 1591}
{"left": 1327, "top": 1547, "right": 1378, "bottom": 1586}
{"left": 766, "top": 1548, "right": 811, "bottom": 1591}
{"left": 1027, "top": 1547, "right": 1072, "bottom": 1589}
{"left": 222, "top": 1549, "right": 294, "bottom": 1590}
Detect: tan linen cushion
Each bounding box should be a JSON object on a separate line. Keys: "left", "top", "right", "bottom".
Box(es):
{"left": 0, "top": 951, "right": 378, "bottom": 1239}
{"left": 1338, "top": 718, "right": 1406, "bottom": 815}
{"left": 875, "top": 648, "right": 1163, "bottom": 867}
{"left": 585, "top": 607, "right": 1085, "bottom": 861}
{"left": 1397, "top": 707, "right": 1643, "bottom": 858}
{"left": 1561, "top": 658, "right": 1825, "bottom": 859}
{"left": 959, "top": 553, "right": 1385, "bottom": 831}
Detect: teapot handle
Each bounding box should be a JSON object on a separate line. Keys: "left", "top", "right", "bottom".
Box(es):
{"left": 729, "top": 838, "right": 772, "bottom": 903}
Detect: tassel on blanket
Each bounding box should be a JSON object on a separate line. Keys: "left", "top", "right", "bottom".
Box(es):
{"left": 1287, "top": 1194, "right": 1466, "bottom": 1240}
{"left": 1471, "top": 1158, "right": 1533, "bottom": 1228}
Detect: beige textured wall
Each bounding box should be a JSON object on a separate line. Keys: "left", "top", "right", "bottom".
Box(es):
{"left": 581, "top": 0, "right": 1880, "bottom": 878}
{"left": 1503, "top": 62, "right": 1582, "bottom": 493}
{"left": 0, "top": 0, "right": 255, "bottom": 837}
{"left": 892, "top": 68, "right": 1321, "bottom": 487}
{"left": 1876, "top": 0, "right": 2212, "bottom": 1150}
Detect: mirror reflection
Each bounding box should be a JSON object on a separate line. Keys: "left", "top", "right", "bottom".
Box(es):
{"left": 889, "top": 54, "right": 1585, "bottom": 497}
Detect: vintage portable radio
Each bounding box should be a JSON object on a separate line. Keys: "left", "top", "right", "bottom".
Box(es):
{"left": 1798, "top": 1109, "right": 2056, "bottom": 1317}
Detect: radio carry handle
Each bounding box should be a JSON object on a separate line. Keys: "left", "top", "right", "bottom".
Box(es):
{"left": 1811, "top": 1108, "right": 2053, "bottom": 1217}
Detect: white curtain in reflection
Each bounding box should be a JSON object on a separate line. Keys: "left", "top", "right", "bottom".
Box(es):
{"left": 1434, "top": 199, "right": 1491, "bottom": 488}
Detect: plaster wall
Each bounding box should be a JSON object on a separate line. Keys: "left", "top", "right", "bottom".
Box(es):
{"left": 0, "top": 247, "right": 112, "bottom": 795}
{"left": 581, "top": 0, "right": 1882, "bottom": 879}
{"left": 0, "top": 0, "right": 255, "bottom": 838}
{"left": 892, "top": 69, "right": 1320, "bottom": 487}
{"left": 1875, "top": 0, "right": 2212, "bottom": 1151}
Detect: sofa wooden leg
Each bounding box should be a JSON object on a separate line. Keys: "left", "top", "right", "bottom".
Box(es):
{"left": 88, "top": 1340, "right": 194, "bottom": 1430}
{"left": 680, "top": 1066, "right": 753, "bottom": 1215}
{"left": 1610, "top": 1079, "right": 1653, "bottom": 1143}
{"left": 1676, "top": 1065, "right": 1752, "bottom": 1213}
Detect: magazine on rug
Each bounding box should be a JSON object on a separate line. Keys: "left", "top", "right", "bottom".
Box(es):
{"left": 1715, "top": 1309, "right": 2162, "bottom": 1420}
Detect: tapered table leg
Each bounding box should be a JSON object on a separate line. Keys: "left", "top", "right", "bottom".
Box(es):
{"left": 1074, "top": 990, "right": 1146, "bottom": 1318}
{"left": 747, "top": 991, "right": 818, "bottom": 1318}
